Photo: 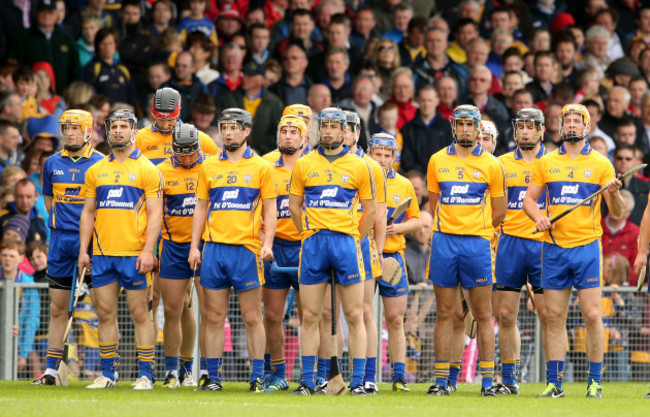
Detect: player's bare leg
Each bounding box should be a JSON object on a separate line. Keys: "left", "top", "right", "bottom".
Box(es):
{"left": 178, "top": 284, "right": 197, "bottom": 386}
{"left": 202, "top": 288, "right": 230, "bottom": 389}
{"left": 299, "top": 281, "right": 328, "bottom": 389}
{"left": 238, "top": 286, "right": 266, "bottom": 390}
{"left": 578, "top": 286, "right": 605, "bottom": 396}
{"left": 160, "top": 277, "right": 189, "bottom": 387}
{"left": 468, "top": 285, "right": 496, "bottom": 395}
{"left": 538, "top": 288, "right": 571, "bottom": 396}
{"left": 383, "top": 294, "right": 407, "bottom": 389}
{"left": 496, "top": 290, "right": 521, "bottom": 392}
{"left": 195, "top": 278, "right": 209, "bottom": 386}
{"left": 316, "top": 284, "right": 343, "bottom": 391}
{"left": 362, "top": 279, "right": 378, "bottom": 392}
{"left": 86, "top": 282, "right": 121, "bottom": 388}
{"left": 449, "top": 292, "right": 466, "bottom": 391}
{"left": 338, "top": 281, "right": 367, "bottom": 388}
{"left": 430, "top": 285, "right": 458, "bottom": 394}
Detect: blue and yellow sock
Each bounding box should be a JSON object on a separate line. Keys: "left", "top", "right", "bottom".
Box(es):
{"left": 45, "top": 347, "right": 64, "bottom": 375}
{"left": 588, "top": 362, "right": 603, "bottom": 385}
{"left": 479, "top": 360, "right": 495, "bottom": 388}
{"left": 392, "top": 362, "right": 406, "bottom": 382}
{"left": 165, "top": 355, "right": 179, "bottom": 377}
{"left": 200, "top": 356, "right": 208, "bottom": 377}
{"left": 364, "top": 357, "right": 377, "bottom": 383}
{"left": 179, "top": 355, "right": 193, "bottom": 377}
{"left": 263, "top": 353, "right": 272, "bottom": 376}
{"left": 301, "top": 355, "right": 317, "bottom": 389}
{"left": 547, "top": 360, "right": 564, "bottom": 389}
{"left": 448, "top": 361, "right": 461, "bottom": 386}
{"left": 206, "top": 357, "right": 222, "bottom": 383}
{"left": 136, "top": 345, "right": 155, "bottom": 380}
{"left": 545, "top": 360, "right": 549, "bottom": 384}
{"left": 350, "top": 358, "right": 366, "bottom": 388}
{"left": 271, "top": 357, "right": 286, "bottom": 379}
{"left": 316, "top": 357, "right": 327, "bottom": 381}
{"left": 251, "top": 358, "right": 264, "bottom": 382}
{"left": 515, "top": 358, "right": 521, "bottom": 380}
{"left": 502, "top": 359, "right": 516, "bottom": 385}
{"left": 99, "top": 342, "right": 118, "bottom": 380}
{"left": 434, "top": 361, "right": 450, "bottom": 388}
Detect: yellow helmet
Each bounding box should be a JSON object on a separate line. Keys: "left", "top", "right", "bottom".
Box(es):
{"left": 60, "top": 109, "right": 93, "bottom": 150}
{"left": 283, "top": 104, "right": 312, "bottom": 123}
{"left": 277, "top": 115, "right": 308, "bottom": 155}
{"left": 560, "top": 104, "right": 590, "bottom": 143}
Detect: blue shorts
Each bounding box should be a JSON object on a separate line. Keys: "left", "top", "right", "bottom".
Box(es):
{"left": 200, "top": 242, "right": 264, "bottom": 291}
{"left": 264, "top": 238, "right": 300, "bottom": 290}
{"left": 361, "top": 234, "right": 382, "bottom": 279}
{"left": 92, "top": 255, "right": 149, "bottom": 290}
{"left": 48, "top": 229, "right": 84, "bottom": 280}
{"left": 159, "top": 240, "right": 200, "bottom": 279}
{"left": 541, "top": 240, "right": 602, "bottom": 290}
{"left": 495, "top": 234, "right": 542, "bottom": 289}
{"left": 379, "top": 252, "right": 409, "bottom": 297}
{"left": 299, "top": 230, "right": 365, "bottom": 286}
{"left": 427, "top": 232, "right": 492, "bottom": 289}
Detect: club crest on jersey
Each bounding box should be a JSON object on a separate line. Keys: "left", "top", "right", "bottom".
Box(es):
{"left": 244, "top": 173, "right": 253, "bottom": 184}
{"left": 472, "top": 170, "right": 481, "bottom": 179}
{"left": 583, "top": 169, "right": 592, "bottom": 179}
{"left": 341, "top": 174, "right": 350, "bottom": 184}
{"left": 393, "top": 194, "right": 401, "bottom": 204}
{"left": 129, "top": 172, "right": 137, "bottom": 183}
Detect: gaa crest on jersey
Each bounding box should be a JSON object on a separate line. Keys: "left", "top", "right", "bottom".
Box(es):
{"left": 583, "top": 169, "right": 592, "bottom": 179}
{"left": 244, "top": 173, "right": 253, "bottom": 184}
{"left": 129, "top": 172, "right": 137, "bottom": 183}
{"left": 472, "top": 170, "right": 481, "bottom": 179}
{"left": 341, "top": 174, "right": 350, "bottom": 184}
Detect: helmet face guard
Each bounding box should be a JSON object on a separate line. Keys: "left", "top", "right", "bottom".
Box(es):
{"left": 343, "top": 110, "right": 361, "bottom": 145}
{"left": 152, "top": 87, "right": 182, "bottom": 136}
{"left": 368, "top": 133, "right": 397, "bottom": 155}
{"left": 450, "top": 105, "right": 481, "bottom": 148}
{"left": 106, "top": 109, "right": 137, "bottom": 151}
{"left": 318, "top": 108, "right": 347, "bottom": 150}
{"left": 277, "top": 115, "right": 307, "bottom": 155}
{"left": 60, "top": 109, "right": 93, "bottom": 152}
{"left": 512, "top": 108, "right": 544, "bottom": 150}
{"left": 479, "top": 120, "right": 498, "bottom": 154}
{"left": 219, "top": 108, "right": 252, "bottom": 152}
{"left": 172, "top": 123, "right": 201, "bottom": 168}
{"left": 560, "top": 104, "right": 590, "bottom": 144}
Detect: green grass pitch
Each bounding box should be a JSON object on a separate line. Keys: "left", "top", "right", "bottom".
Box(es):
{"left": 1, "top": 382, "right": 649, "bottom": 417}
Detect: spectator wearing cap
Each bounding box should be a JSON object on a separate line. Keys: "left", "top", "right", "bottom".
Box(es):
{"left": 188, "top": 32, "right": 219, "bottom": 86}
{"left": 3, "top": 214, "right": 31, "bottom": 243}
{"left": 189, "top": 93, "right": 217, "bottom": 132}
{"left": 607, "top": 58, "right": 641, "bottom": 89}
{"left": 216, "top": 2, "right": 244, "bottom": 46}
{"left": 177, "top": 0, "right": 218, "bottom": 45}
{"left": 269, "top": 44, "right": 313, "bottom": 106}
{"left": 25, "top": 116, "right": 59, "bottom": 153}
{"left": 165, "top": 51, "right": 208, "bottom": 122}
{"left": 9, "top": 0, "right": 79, "bottom": 96}
{"left": 0, "top": 120, "right": 23, "bottom": 173}
{"left": 208, "top": 43, "right": 244, "bottom": 103}
{"left": 32, "top": 62, "right": 65, "bottom": 120}
{"left": 0, "top": 178, "right": 48, "bottom": 244}
{"left": 217, "top": 60, "right": 284, "bottom": 155}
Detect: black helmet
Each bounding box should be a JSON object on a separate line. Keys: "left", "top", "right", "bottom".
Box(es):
{"left": 172, "top": 123, "right": 201, "bottom": 168}
{"left": 219, "top": 108, "right": 252, "bottom": 129}
{"left": 105, "top": 109, "right": 137, "bottom": 150}
{"left": 152, "top": 87, "right": 181, "bottom": 135}
{"left": 512, "top": 107, "right": 544, "bottom": 151}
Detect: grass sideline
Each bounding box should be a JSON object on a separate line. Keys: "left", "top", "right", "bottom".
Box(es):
{"left": 1, "top": 382, "right": 649, "bottom": 417}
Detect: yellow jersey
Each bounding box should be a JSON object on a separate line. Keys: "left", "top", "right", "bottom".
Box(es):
{"left": 196, "top": 146, "right": 276, "bottom": 254}
{"left": 531, "top": 142, "right": 614, "bottom": 248}
{"left": 384, "top": 167, "right": 420, "bottom": 253}
{"left": 135, "top": 124, "right": 219, "bottom": 165}
{"left": 84, "top": 148, "right": 163, "bottom": 256}
{"left": 427, "top": 143, "right": 506, "bottom": 241}
{"left": 290, "top": 146, "right": 376, "bottom": 239}
{"left": 498, "top": 146, "right": 548, "bottom": 240}
{"left": 262, "top": 148, "right": 311, "bottom": 242}
{"left": 158, "top": 153, "right": 207, "bottom": 243}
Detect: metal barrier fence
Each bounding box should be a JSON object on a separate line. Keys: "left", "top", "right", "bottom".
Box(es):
{"left": 1, "top": 280, "right": 649, "bottom": 384}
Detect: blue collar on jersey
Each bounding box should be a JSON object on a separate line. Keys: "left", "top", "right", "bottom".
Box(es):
{"left": 354, "top": 146, "right": 365, "bottom": 158}
{"left": 387, "top": 166, "right": 396, "bottom": 179}
{"left": 447, "top": 141, "right": 483, "bottom": 156}
{"left": 108, "top": 147, "right": 141, "bottom": 161}
{"left": 317, "top": 144, "right": 350, "bottom": 157}
{"left": 219, "top": 145, "right": 254, "bottom": 160}
{"left": 558, "top": 141, "right": 591, "bottom": 155}
{"left": 171, "top": 151, "right": 205, "bottom": 168}
{"left": 275, "top": 145, "right": 312, "bottom": 167}
{"left": 61, "top": 145, "right": 96, "bottom": 159}
{"left": 150, "top": 119, "right": 182, "bottom": 133}
{"left": 514, "top": 144, "right": 547, "bottom": 160}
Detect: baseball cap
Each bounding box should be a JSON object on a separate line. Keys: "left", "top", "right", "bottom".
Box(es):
{"left": 243, "top": 61, "right": 265, "bottom": 77}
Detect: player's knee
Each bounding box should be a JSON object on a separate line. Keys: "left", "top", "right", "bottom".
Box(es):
{"left": 344, "top": 308, "right": 364, "bottom": 327}
{"left": 386, "top": 312, "right": 404, "bottom": 331}
{"left": 472, "top": 306, "right": 492, "bottom": 323}
{"left": 163, "top": 302, "right": 182, "bottom": 320}
{"left": 263, "top": 307, "right": 283, "bottom": 326}
{"left": 205, "top": 309, "right": 226, "bottom": 326}
{"left": 50, "top": 300, "right": 67, "bottom": 319}
{"left": 301, "top": 308, "right": 321, "bottom": 326}
{"left": 436, "top": 304, "right": 456, "bottom": 321}
{"left": 498, "top": 307, "right": 517, "bottom": 328}
{"left": 582, "top": 308, "right": 603, "bottom": 326}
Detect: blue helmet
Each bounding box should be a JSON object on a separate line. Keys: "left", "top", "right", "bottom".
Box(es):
{"left": 369, "top": 133, "right": 397, "bottom": 153}
{"left": 450, "top": 104, "right": 481, "bottom": 147}
{"left": 318, "top": 107, "right": 347, "bottom": 129}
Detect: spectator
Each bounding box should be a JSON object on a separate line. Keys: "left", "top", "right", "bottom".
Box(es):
{"left": 0, "top": 91, "right": 23, "bottom": 125}
{"left": 372, "top": 0, "right": 401, "bottom": 37}
{"left": 611, "top": 144, "right": 649, "bottom": 227}
{"left": 463, "top": 38, "right": 503, "bottom": 96}
{"left": 27, "top": 240, "right": 49, "bottom": 379}
{"left": 25, "top": 116, "right": 59, "bottom": 153}
{"left": 375, "top": 101, "right": 402, "bottom": 171}
{"left": 10, "top": 0, "right": 80, "bottom": 96}
{"left": 264, "top": 0, "right": 287, "bottom": 29}
{"left": 578, "top": 25, "right": 611, "bottom": 80}
{"left": 446, "top": 18, "right": 480, "bottom": 65}
{"left": 151, "top": 28, "right": 183, "bottom": 68}
{"left": 217, "top": 61, "right": 283, "bottom": 155}
{"left": 382, "top": 2, "right": 414, "bottom": 44}
{"left": 389, "top": 67, "right": 417, "bottom": 130}
{"left": 602, "top": 189, "right": 640, "bottom": 286}
{"left": 413, "top": 26, "right": 468, "bottom": 98}
{"left": 309, "top": 13, "right": 361, "bottom": 82}
{"left": 606, "top": 57, "right": 641, "bottom": 89}
{"left": 65, "top": 0, "right": 113, "bottom": 41}
{"left": 147, "top": 0, "right": 175, "bottom": 41}
{"left": 322, "top": 47, "right": 352, "bottom": 103}
{"left": 166, "top": 51, "right": 208, "bottom": 121}
{"left": 118, "top": 0, "right": 157, "bottom": 88}
{"left": 466, "top": 65, "right": 511, "bottom": 155}
{"left": 529, "top": 28, "right": 551, "bottom": 54}
{"left": 2, "top": 238, "right": 39, "bottom": 377}
{"left": 640, "top": 48, "right": 650, "bottom": 88}
{"left": 358, "top": 61, "right": 387, "bottom": 105}
{"left": 487, "top": 29, "right": 515, "bottom": 80}
{"left": 502, "top": 47, "right": 527, "bottom": 76}
{"left": 88, "top": 95, "right": 110, "bottom": 142}
{"left": 0, "top": 166, "right": 26, "bottom": 190}
{"left": 189, "top": 93, "right": 217, "bottom": 132}
{"left": 31, "top": 62, "right": 65, "bottom": 119}
{"left": 530, "top": 0, "right": 565, "bottom": 30}
{"left": 350, "top": 7, "right": 377, "bottom": 52}
{"left": 215, "top": 2, "right": 244, "bottom": 46}
{"left": 269, "top": 44, "right": 312, "bottom": 106}
{"left": 594, "top": 8, "right": 625, "bottom": 62}
{"left": 208, "top": 43, "right": 244, "bottom": 104}
{"left": 405, "top": 169, "right": 428, "bottom": 210}
{"left": 404, "top": 210, "right": 433, "bottom": 285}
{"left": 337, "top": 75, "right": 379, "bottom": 148}
{"left": 267, "top": 0, "right": 309, "bottom": 49}
{"left": 0, "top": 179, "right": 48, "bottom": 244}
{"left": 13, "top": 68, "right": 41, "bottom": 123}
{"left": 263, "top": 58, "right": 282, "bottom": 86}
{"left": 600, "top": 86, "right": 647, "bottom": 153}
{"left": 589, "top": 136, "right": 609, "bottom": 159}
{"left": 400, "top": 85, "right": 453, "bottom": 174}
{"left": 629, "top": 76, "right": 648, "bottom": 118}
{"left": 615, "top": 118, "right": 638, "bottom": 146}
{"left": 497, "top": 71, "right": 525, "bottom": 113}
{"left": 397, "top": 16, "right": 426, "bottom": 68}
{"left": 273, "top": 9, "right": 320, "bottom": 61}
{"left": 81, "top": 27, "right": 136, "bottom": 104}
{"left": 177, "top": 0, "right": 218, "bottom": 45}
{"left": 369, "top": 38, "right": 401, "bottom": 99}
{"left": 248, "top": 23, "right": 271, "bottom": 66}
{"left": 435, "top": 75, "right": 458, "bottom": 121}
{"left": 574, "top": 67, "right": 602, "bottom": 104}
{"left": 0, "top": 62, "right": 19, "bottom": 92}
{"left": 543, "top": 102, "right": 562, "bottom": 148}
{"left": 553, "top": 31, "right": 579, "bottom": 91}
{"left": 0, "top": 121, "right": 23, "bottom": 173}
{"left": 526, "top": 50, "right": 556, "bottom": 105}
{"left": 584, "top": 98, "right": 616, "bottom": 154}
{"left": 307, "top": 84, "right": 331, "bottom": 116}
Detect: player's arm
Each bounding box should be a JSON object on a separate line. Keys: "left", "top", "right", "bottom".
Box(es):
{"left": 428, "top": 191, "right": 439, "bottom": 215}
{"left": 358, "top": 198, "right": 377, "bottom": 240}
{"left": 387, "top": 216, "right": 421, "bottom": 237}
{"left": 137, "top": 196, "right": 162, "bottom": 274}
{"left": 188, "top": 198, "right": 208, "bottom": 267}
{"left": 261, "top": 197, "right": 277, "bottom": 261}
{"left": 602, "top": 176, "right": 624, "bottom": 217}
{"left": 78, "top": 197, "right": 96, "bottom": 272}
{"left": 43, "top": 196, "right": 53, "bottom": 213}
{"left": 634, "top": 198, "right": 650, "bottom": 277}
{"left": 373, "top": 201, "right": 387, "bottom": 252}
{"left": 288, "top": 194, "right": 304, "bottom": 233}
{"left": 42, "top": 160, "right": 53, "bottom": 213}
{"left": 491, "top": 196, "right": 507, "bottom": 228}
{"left": 523, "top": 184, "right": 551, "bottom": 232}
